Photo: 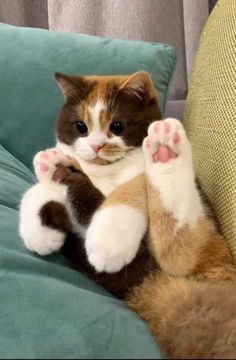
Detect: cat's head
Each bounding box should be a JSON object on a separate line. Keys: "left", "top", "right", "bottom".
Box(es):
{"left": 55, "top": 71, "right": 162, "bottom": 165}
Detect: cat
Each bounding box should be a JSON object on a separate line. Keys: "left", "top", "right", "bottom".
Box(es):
{"left": 19, "top": 71, "right": 236, "bottom": 358}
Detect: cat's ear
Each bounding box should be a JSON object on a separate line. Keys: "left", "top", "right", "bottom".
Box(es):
{"left": 119, "top": 71, "right": 154, "bottom": 101}
{"left": 55, "top": 72, "right": 86, "bottom": 99}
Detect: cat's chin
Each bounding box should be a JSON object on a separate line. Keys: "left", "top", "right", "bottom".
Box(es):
{"left": 88, "top": 155, "right": 122, "bottom": 166}
{"left": 91, "top": 157, "right": 112, "bottom": 165}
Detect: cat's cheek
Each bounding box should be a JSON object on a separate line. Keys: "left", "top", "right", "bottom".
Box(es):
{"left": 85, "top": 205, "right": 147, "bottom": 273}
{"left": 73, "top": 138, "right": 97, "bottom": 161}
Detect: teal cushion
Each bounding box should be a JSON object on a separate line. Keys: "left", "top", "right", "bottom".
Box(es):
{"left": 0, "top": 24, "right": 169, "bottom": 358}
{"left": 0, "top": 144, "right": 162, "bottom": 359}
{"left": 0, "top": 23, "right": 176, "bottom": 169}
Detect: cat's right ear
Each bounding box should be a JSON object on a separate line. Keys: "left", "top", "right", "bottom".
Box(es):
{"left": 55, "top": 73, "right": 86, "bottom": 99}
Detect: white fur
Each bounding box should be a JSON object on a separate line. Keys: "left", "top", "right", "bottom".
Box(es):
{"left": 19, "top": 183, "right": 68, "bottom": 255}
{"left": 72, "top": 137, "right": 99, "bottom": 161}
{"left": 85, "top": 205, "right": 147, "bottom": 273}
{"left": 57, "top": 141, "right": 144, "bottom": 196}
{"left": 143, "top": 118, "right": 203, "bottom": 228}
{"left": 20, "top": 181, "right": 87, "bottom": 256}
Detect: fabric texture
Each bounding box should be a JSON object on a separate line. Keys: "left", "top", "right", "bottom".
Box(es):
{"left": 0, "top": 22, "right": 176, "bottom": 169}
{"left": 0, "top": 23, "right": 170, "bottom": 358}
{"left": 0, "top": 0, "right": 217, "bottom": 120}
{"left": 184, "top": 0, "right": 236, "bottom": 259}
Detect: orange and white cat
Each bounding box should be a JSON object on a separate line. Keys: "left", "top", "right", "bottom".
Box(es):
{"left": 19, "top": 72, "right": 236, "bottom": 359}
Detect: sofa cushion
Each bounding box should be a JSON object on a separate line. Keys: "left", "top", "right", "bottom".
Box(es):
{"left": 0, "top": 22, "right": 176, "bottom": 169}
{"left": 0, "top": 144, "right": 162, "bottom": 358}
{"left": 184, "top": 0, "right": 236, "bottom": 259}
{"left": 0, "top": 23, "right": 170, "bottom": 358}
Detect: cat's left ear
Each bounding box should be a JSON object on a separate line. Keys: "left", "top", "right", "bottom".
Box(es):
{"left": 119, "top": 71, "right": 154, "bottom": 102}
{"left": 55, "top": 72, "right": 88, "bottom": 100}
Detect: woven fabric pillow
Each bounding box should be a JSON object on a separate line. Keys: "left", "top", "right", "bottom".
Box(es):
{"left": 184, "top": 0, "right": 236, "bottom": 259}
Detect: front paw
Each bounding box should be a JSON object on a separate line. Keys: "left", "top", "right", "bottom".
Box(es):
{"left": 86, "top": 230, "right": 137, "bottom": 274}
{"left": 85, "top": 206, "right": 146, "bottom": 273}
{"left": 33, "top": 148, "right": 73, "bottom": 184}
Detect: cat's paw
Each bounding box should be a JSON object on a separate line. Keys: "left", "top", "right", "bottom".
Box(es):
{"left": 23, "top": 225, "right": 66, "bottom": 256}
{"left": 20, "top": 183, "right": 68, "bottom": 256}
{"left": 33, "top": 148, "right": 73, "bottom": 184}
{"left": 85, "top": 205, "right": 146, "bottom": 273}
{"left": 143, "top": 118, "right": 191, "bottom": 165}
{"left": 143, "top": 118, "right": 201, "bottom": 227}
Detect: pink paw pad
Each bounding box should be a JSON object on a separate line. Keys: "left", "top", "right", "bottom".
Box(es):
{"left": 146, "top": 138, "right": 151, "bottom": 149}
{"left": 51, "top": 149, "right": 58, "bottom": 155}
{"left": 164, "top": 122, "right": 171, "bottom": 134}
{"left": 174, "top": 133, "right": 180, "bottom": 144}
{"left": 154, "top": 123, "right": 160, "bottom": 134}
{"left": 40, "top": 163, "right": 49, "bottom": 172}
{"left": 170, "top": 150, "right": 177, "bottom": 159}
{"left": 41, "top": 152, "right": 49, "bottom": 160}
{"left": 153, "top": 146, "right": 177, "bottom": 163}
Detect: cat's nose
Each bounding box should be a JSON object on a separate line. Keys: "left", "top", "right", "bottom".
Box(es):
{"left": 91, "top": 145, "right": 101, "bottom": 154}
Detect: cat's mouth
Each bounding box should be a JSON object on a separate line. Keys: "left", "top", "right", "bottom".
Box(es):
{"left": 90, "top": 150, "right": 125, "bottom": 165}
{"left": 87, "top": 143, "right": 127, "bottom": 165}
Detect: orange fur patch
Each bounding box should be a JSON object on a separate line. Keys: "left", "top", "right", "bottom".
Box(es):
{"left": 128, "top": 272, "right": 236, "bottom": 359}
{"left": 102, "top": 174, "right": 147, "bottom": 216}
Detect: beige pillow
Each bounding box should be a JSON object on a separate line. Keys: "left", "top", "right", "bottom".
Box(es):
{"left": 184, "top": 0, "right": 236, "bottom": 259}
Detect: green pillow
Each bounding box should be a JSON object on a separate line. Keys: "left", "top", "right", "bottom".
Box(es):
{"left": 184, "top": 0, "right": 236, "bottom": 260}
{"left": 0, "top": 24, "right": 172, "bottom": 358}
{"left": 0, "top": 23, "right": 176, "bottom": 169}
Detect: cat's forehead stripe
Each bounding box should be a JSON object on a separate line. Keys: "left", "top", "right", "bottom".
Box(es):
{"left": 88, "top": 99, "right": 107, "bottom": 132}
{"left": 100, "top": 109, "right": 112, "bottom": 133}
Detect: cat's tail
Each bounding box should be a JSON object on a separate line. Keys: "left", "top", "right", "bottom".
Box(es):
{"left": 127, "top": 273, "right": 236, "bottom": 359}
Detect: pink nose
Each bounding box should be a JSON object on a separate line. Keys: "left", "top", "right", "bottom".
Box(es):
{"left": 91, "top": 145, "right": 101, "bottom": 154}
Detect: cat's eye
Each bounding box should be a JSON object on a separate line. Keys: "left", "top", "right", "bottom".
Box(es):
{"left": 110, "top": 121, "right": 124, "bottom": 136}
{"left": 75, "top": 121, "right": 88, "bottom": 135}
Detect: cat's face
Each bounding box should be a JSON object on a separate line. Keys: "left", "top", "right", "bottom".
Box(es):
{"left": 55, "top": 71, "right": 161, "bottom": 164}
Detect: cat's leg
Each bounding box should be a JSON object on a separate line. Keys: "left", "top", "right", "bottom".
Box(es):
{"left": 143, "top": 118, "right": 215, "bottom": 276}
{"left": 143, "top": 118, "right": 236, "bottom": 281}
{"left": 20, "top": 183, "right": 70, "bottom": 255}
{"left": 20, "top": 148, "right": 103, "bottom": 255}
{"left": 20, "top": 148, "right": 73, "bottom": 255}
{"left": 85, "top": 174, "right": 148, "bottom": 273}
{"left": 51, "top": 166, "right": 148, "bottom": 275}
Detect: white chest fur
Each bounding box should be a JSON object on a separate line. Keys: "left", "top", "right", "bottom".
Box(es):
{"left": 79, "top": 149, "right": 144, "bottom": 196}
{"left": 57, "top": 142, "right": 144, "bottom": 196}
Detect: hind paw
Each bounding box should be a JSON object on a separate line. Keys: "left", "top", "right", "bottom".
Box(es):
{"left": 143, "top": 118, "right": 190, "bottom": 164}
